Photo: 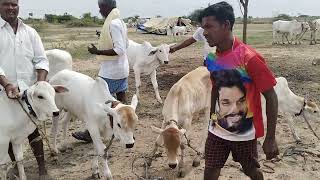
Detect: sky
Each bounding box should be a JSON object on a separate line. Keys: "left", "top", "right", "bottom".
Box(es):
{"left": 19, "top": 0, "right": 320, "bottom": 19}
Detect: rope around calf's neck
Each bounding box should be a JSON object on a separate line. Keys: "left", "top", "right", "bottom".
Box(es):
{"left": 16, "top": 99, "right": 55, "bottom": 155}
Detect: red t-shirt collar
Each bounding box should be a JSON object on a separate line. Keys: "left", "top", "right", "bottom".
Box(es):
{"left": 216, "top": 36, "right": 241, "bottom": 57}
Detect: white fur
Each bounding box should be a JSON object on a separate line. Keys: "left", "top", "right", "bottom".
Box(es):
{"left": 127, "top": 40, "right": 172, "bottom": 103}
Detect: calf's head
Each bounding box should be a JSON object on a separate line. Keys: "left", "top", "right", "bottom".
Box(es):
{"left": 151, "top": 121, "right": 186, "bottom": 169}
{"left": 104, "top": 95, "right": 139, "bottom": 148}
{"left": 149, "top": 44, "right": 171, "bottom": 65}
{"left": 303, "top": 99, "right": 320, "bottom": 121}
{"left": 24, "top": 81, "right": 68, "bottom": 121}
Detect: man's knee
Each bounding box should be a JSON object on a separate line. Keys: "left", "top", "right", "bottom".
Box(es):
{"left": 204, "top": 167, "right": 221, "bottom": 180}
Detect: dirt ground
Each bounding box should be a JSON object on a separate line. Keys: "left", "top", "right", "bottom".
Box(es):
{"left": 11, "top": 26, "right": 320, "bottom": 180}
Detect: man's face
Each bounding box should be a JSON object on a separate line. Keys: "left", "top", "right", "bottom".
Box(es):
{"left": 218, "top": 86, "right": 247, "bottom": 129}
{"left": 98, "top": 3, "right": 109, "bottom": 18}
{"left": 201, "top": 16, "right": 228, "bottom": 47}
{"left": 0, "top": 0, "right": 19, "bottom": 22}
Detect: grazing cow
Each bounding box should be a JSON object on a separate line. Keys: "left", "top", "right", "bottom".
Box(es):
{"left": 149, "top": 67, "right": 212, "bottom": 177}
{"left": 45, "top": 49, "right": 73, "bottom": 80}
{"left": 309, "top": 19, "right": 320, "bottom": 45}
{"left": 167, "top": 26, "right": 186, "bottom": 36}
{"left": 49, "top": 70, "right": 138, "bottom": 179}
{"left": 127, "top": 40, "right": 172, "bottom": 103}
{"left": 0, "top": 82, "right": 67, "bottom": 180}
{"left": 273, "top": 20, "right": 310, "bottom": 44}
{"left": 261, "top": 77, "right": 320, "bottom": 142}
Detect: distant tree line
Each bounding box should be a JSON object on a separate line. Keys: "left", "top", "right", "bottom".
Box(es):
{"left": 24, "top": 12, "right": 105, "bottom": 27}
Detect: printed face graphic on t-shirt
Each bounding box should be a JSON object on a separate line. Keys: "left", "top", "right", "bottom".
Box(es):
{"left": 213, "top": 69, "right": 253, "bottom": 134}
{"left": 217, "top": 86, "right": 248, "bottom": 132}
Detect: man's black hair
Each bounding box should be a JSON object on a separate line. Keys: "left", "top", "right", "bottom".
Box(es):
{"left": 199, "top": 1, "right": 235, "bottom": 30}
{"left": 212, "top": 69, "right": 246, "bottom": 96}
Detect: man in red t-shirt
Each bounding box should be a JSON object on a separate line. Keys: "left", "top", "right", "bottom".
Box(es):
{"left": 201, "top": 2, "right": 279, "bottom": 180}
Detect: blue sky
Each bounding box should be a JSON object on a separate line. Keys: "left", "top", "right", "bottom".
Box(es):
{"left": 20, "top": 0, "right": 320, "bottom": 18}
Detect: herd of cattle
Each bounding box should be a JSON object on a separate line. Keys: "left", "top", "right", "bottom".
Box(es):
{"left": 1, "top": 33, "right": 320, "bottom": 179}
{"left": 272, "top": 19, "right": 320, "bottom": 45}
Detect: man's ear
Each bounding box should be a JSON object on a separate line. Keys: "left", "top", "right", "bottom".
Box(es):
{"left": 224, "top": 20, "right": 231, "bottom": 31}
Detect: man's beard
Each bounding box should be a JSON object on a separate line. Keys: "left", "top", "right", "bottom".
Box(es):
{"left": 218, "top": 111, "right": 253, "bottom": 133}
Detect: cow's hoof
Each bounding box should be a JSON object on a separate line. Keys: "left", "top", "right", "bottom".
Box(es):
{"left": 192, "top": 157, "right": 201, "bottom": 167}
{"left": 92, "top": 173, "right": 101, "bottom": 179}
{"left": 105, "top": 175, "right": 113, "bottom": 180}
{"left": 177, "top": 168, "right": 186, "bottom": 178}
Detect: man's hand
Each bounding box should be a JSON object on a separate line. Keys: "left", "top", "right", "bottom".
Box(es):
{"left": 262, "top": 137, "right": 279, "bottom": 160}
{"left": 88, "top": 44, "right": 99, "bottom": 55}
{"left": 5, "top": 83, "right": 20, "bottom": 99}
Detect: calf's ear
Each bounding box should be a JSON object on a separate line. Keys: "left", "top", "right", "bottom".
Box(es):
{"left": 53, "top": 85, "right": 69, "bottom": 93}
{"left": 148, "top": 49, "right": 158, "bottom": 56}
{"left": 151, "top": 126, "right": 163, "bottom": 134}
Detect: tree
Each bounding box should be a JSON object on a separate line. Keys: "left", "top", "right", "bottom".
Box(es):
{"left": 239, "top": 0, "right": 249, "bottom": 44}
{"left": 273, "top": 14, "right": 292, "bottom": 21}
{"left": 82, "top": 13, "right": 92, "bottom": 19}
{"left": 187, "top": 8, "right": 204, "bottom": 22}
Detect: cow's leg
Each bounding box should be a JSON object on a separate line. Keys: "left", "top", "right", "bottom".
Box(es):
{"left": 272, "top": 31, "right": 277, "bottom": 44}
{"left": 150, "top": 70, "right": 162, "bottom": 103}
{"left": 286, "top": 115, "right": 301, "bottom": 142}
{"left": 281, "top": 33, "right": 286, "bottom": 44}
{"left": 12, "top": 143, "right": 26, "bottom": 180}
{"left": 146, "top": 142, "right": 160, "bottom": 167}
{"left": 295, "top": 34, "right": 300, "bottom": 45}
{"left": 134, "top": 70, "right": 141, "bottom": 98}
{"left": 60, "top": 112, "right": 73, "bottom": 151}
{"left": 0, "top": 164, "right": 7, "bottom": 180}
{"left": 178, "top": 144, "right": 186, "bottom": 177}
{"left": 87, "top": 123, "right": 112, "bottom": 179}
{"left": 199, "top": 108, "right": 210, "bottom": 155}
{"left": 51, "top": 115, "right": 60, "bottom": 154}
{"left": 0, "top": 138, "right": 10, "bottom": 180}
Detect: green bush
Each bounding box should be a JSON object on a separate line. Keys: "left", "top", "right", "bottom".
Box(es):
{"left": 31, "top": 21, "right": 49, "bottom": 32}
{"left": 273, "top": 14, "right": 293, "bottom": 21}
{"left": 66, "top": 19, "right": 101, "bottom": 27}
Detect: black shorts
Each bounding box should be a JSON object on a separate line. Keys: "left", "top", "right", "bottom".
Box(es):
{"left": 205, "top": 132, "right": 260, "bottom": 169}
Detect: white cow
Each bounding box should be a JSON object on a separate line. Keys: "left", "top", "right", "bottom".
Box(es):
{"left": 149, "top": 66, "right": 212, "bottom": 177}
{"left": 309, "top": 19, "right": 320, "bottom": 45}
{"left": 167, "top": 26, "right": 186, "bottom": 36}
{"left": 273, "top": 20, "right": 310, "bottom": 44}
{"left": 127, "top": 39, "right": 171, "bottom": 103}
{"left": 49, "top": 70, "right": 138, "bottom": 179}
{"left": 262, "top": 77, "right": 320, "bottom": 142}
{"left": 45, "top": 49, "right": 73, "bottom": 80}
{"left": 0, "top": 82, "right": 67, "bottom": 180}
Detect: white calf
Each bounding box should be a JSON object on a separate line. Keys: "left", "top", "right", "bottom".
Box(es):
{"left": 0, "top": 82, "right": 67, "bottom": 180}
{"left": 127, "top": 40, "right": 171, "bottom": 103}
{"left": 46, "top": 49, "right": 73, "bottom": 80}
{"left": 262, "top": 77, "right": 320, "bottom": 142}
{"left": 150, "top": 67, "right": 212, "bottom": 177}
{"left": 167, "top": 26, "right": 186, "bottom": 36}
{"left": 49, "top": 70, "right": 138, "bottom": 179}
